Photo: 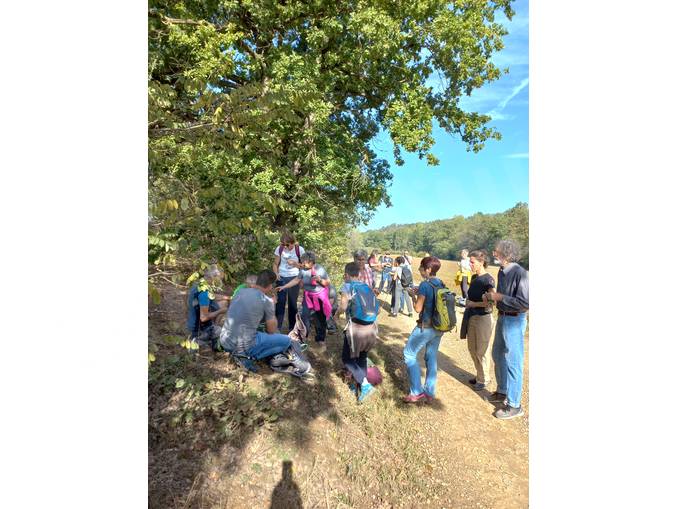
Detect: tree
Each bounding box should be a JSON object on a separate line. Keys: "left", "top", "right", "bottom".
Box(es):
{"left": 361, "top": 203, "right": 529, "bottom": 267}
{"left": 148, "top": 0, "right": 516, "bottom": 279}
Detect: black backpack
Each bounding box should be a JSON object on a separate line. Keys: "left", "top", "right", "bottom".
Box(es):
{"left": 400, "top": 266, "right": 413, "bottom": 288}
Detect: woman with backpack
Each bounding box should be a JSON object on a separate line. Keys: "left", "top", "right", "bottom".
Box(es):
{"left": 334, "top": 262, "right": 380, "bottom": 403}
{"left": 402, "top": 256, "right": 446, "bottom": 403}
{"left": 390, "top": 256, "right": 413, "bottom": 317}
{"left": 272, "top": 232, "right": 305, "bottom": 332}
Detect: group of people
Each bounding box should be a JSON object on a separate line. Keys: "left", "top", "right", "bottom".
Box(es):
{"left": 186, "top": 233, "right": 529, "bottom": 420}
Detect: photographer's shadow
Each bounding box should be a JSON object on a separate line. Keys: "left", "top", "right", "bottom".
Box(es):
{"left": 269, "top": 460, "right": 303, "bottom": 509}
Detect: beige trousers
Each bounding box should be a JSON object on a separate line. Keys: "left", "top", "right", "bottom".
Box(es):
{"left": 467, "top": 313, "right": 494, "bottom": 384}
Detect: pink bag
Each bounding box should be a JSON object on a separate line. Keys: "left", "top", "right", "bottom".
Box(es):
{"left": 366, "top": 366, "right": 383, "bottom": 386}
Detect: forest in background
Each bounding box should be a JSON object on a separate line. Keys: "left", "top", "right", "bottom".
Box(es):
{"left": 359, "top": 202, "right": 528, "bottom": 267}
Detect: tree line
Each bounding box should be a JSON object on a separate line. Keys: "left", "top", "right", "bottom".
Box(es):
{"left": 360, "top": 202, "right": 529, "bottom": 267}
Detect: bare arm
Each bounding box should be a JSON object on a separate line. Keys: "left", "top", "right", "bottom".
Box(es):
{"left": 265, "top": 317, "right": 278, "bottom": 334}
{"left": 273, "top": 254, "right": 281, "bottom": 278}
{"left": 413, "top": 293, "right": 425, "bottom": 314}
{"left": 277, "top": 276, "right": 301, "bottom": 291}
{"left": 199, "top": 305, "right": 227, "bottom": 322}
{"left": 334, "top": 293, "right": 350, "bottom": 319}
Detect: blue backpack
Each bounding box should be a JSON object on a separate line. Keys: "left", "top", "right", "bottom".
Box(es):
{"left": 186, "top": 283, "right": 219, "bottom": 335}
{"left": 347, "top": 281, "right": 379, "bottom": 324}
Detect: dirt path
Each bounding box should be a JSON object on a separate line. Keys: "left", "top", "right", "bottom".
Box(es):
{"left": 149, "top": 280, "right": 528, "bottom": 509}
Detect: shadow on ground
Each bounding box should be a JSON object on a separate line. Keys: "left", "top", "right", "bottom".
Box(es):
{"left": 269, "top": 460, "right": 303, "bottom": 509}
{"left": 148, "top": 283, "right": 341, "bottom": 508}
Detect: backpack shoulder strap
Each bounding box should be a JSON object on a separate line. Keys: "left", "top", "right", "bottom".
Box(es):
{"left": 295, "top": 244, "right": 301, "bottom": 258}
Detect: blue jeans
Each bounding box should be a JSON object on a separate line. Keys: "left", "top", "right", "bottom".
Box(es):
{"left": 379, "top": 271, "right": 392, "bottom": 293}
{"left": 246, "top": 332, "right": 291, "bottom": 360}
{"left": 492, "top": 313, "right": 528, "bottom": 408}
{"left": 403, "top": 326, "right": 444, "bottom": 396}
{"left": 275, "top": 276, "right": 300, "bottom": 331}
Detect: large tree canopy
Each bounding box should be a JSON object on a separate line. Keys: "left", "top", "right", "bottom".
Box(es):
{"left": 148, "top": 0, "right": 515, "bottom": 278}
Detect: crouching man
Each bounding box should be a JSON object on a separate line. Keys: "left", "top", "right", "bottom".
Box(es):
{"left": 187, "top": 265, "right": 229, "bottom": 351}
{"left": 219, "top": 269, "right": 291, "bottom": 360}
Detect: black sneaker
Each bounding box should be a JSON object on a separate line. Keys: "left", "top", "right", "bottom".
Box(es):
{"left": 494, "top": 404, "right": 524, "bottom": 420}
{"left": 468, "top": 378, "right": 477, "bottom": 385}
{"left": 472, "top": 382, "right": 486, "bottom": 391}
{"left": 488, "top": 391, "right": 507, "bottom": 403}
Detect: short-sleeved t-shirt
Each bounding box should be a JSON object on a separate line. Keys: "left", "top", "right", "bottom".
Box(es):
{"left": 460, "top": 258, "right": 471, "bottom": 272}
{"left": 299, "top": 264, "right": 329, "bottom": 293}
{"left": 417, "top": 277, "right": 442, "bottom": 327}
{"left": 380, "top": 256, "right": 394, "bottom": 273}
{"left": 220, "top": 288, "right": 274, "bottom": 353}
{"left": 274, "top": 245, "right": 306, "bottom": 278}
{"left": 467, "top": 273, "right": 495, "bottom": 316}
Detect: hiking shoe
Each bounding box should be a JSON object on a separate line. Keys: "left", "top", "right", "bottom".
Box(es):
{"left": 472, "top": 382, "right": 486, "bottom": 391}
{"left": 423, "top": 393, "right": 435, "bottom": 402}
{"left": 488, "top": 391, "right": 507, "bottom": 403}
{"left": 468, "top": 378, "right": 477, "bottom": 385}
{"left": 358, "top": 383, "right": 376, "bottom": 403}
{"left": 494, "top": 404, "right": 524, "bottom": 420}
{"left": 402, "top": 393, "right": 426, "bottom": 404}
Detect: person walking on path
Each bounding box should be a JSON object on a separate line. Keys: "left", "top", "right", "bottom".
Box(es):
{"left": 484, "top": 240, "right": 529, "bottom": 420}
{"left": 456, "top": 249, "right": 472, "bottom": 303}
{"left": 334, "top": 262, "right": 379, "bottom": 403}
{"left": 378, "top": 251, "right": 394, "bottom": 294}
{"left": 272, "top": 232, "right": 305, "bottom": 332}
{"left": 402, "top": 256, "right": 445, "bottom": 403}
{"left": 459, "top": 250, "right": 495, "bottom": 391}
{"left": 389, "top": 256, "right": 413, "bottom": 317}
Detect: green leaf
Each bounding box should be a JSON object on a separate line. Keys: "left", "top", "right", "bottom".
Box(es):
{"left": 175, "top": 378, "right": 186, "bottom": 389}
{"left": 148, "top": 284, "right": 161, "bottom": 305}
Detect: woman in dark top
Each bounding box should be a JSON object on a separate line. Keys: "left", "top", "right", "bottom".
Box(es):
{"left": 461, "top": 250, "right": 495, "bottom": 391}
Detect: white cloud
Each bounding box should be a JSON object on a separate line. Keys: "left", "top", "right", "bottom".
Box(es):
{"left": 488, "top": 112, "right": 514, "bottom": 121}
{"left": 485, "top": 77, "right": 528, "bottom": 119}
{"left": 492, "top": 49, "right": 529, "bottom": 68}
{"left": 505, "top": 152, "right": 529, "bottom": 159}
{"left": 498, "top": 78, "right": 529, "bottom": 110}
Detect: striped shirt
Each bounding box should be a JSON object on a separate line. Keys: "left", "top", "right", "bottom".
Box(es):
{"left": 359, "top": 263, "right": 374, "bottom": 288}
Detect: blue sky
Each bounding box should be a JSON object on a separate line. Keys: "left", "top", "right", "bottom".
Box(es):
{"left": 361, "top": 0, "right": 529, "bottom": 231}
